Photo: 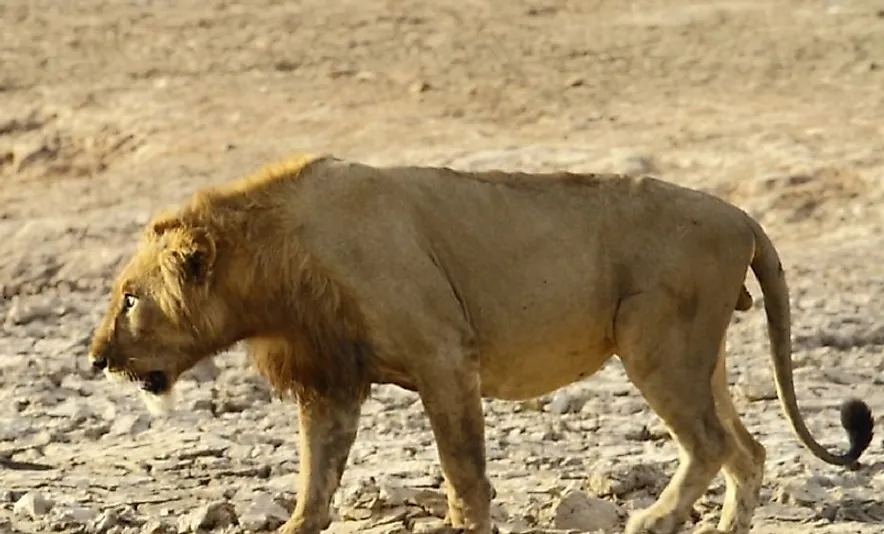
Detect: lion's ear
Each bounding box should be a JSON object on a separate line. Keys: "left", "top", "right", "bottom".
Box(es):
{"left": 169, "top": 227, "right": 216, "bottom": 284}
{"left": 146, "top": 210, "right": 183, "bottom": 240}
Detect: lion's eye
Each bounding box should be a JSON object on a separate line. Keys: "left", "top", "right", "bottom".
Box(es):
{"left": 122, "top": 293, "right": 138, "bottom": 313}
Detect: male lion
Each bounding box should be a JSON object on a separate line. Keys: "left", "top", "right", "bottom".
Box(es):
{"left": 88, "top": 154, "right": 873, "bottom": 534}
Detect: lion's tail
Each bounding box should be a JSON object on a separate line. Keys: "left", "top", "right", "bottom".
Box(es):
{"left": 747, "top": 216, "right": 873, "bottom": 468}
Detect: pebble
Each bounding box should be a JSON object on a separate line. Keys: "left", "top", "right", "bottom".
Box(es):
{"left": 408, "top": 80, "right": 431, "bottom": 94}
{"left": 338, "top": 477, "right": 381, "bottom": 512}
{"left": 109, "top": 414, "right": 152, "bottom": 436}
{"left": 141, "top": 519, "right": 176, "bottom": 534}
{"left": 50, "top": 505, "right": 96, "bottom": 527}
{"left": 736, "top": 371, "right": 778, "bottom": 402}
{"left": 49, "top": 397, "right": 93, "bottom": 423}
{"left": 379, "top": 477, "right": 413, "bottom": 506}
{"left": 409, "top": 516, "right": 448, "bottom": 533}
{"left": 177, "top": 501, "right": 238, "bottom": 533}
{"left": 13, "top": 491, "right": 54, "bottom": 519}
{"left": 547, "top": 391, "right": 576, "bottom": 414}
{"left": 90, "top": 509, "right": 121, "bottom": 534}
{"left": 236, "top": 491, "right": 290, "bottom": 532}
{"left": 361, "top": 523, "right": 410, "bottom": 534}
{"left": 585, "top": 462, "right": 668, "bottom": 498}
{"left": 773, "top": 479, "right": 831, "bottom": 507}
{"left": 0, "top": 415, "right": 34, "bottom": 440}
{"left": 552, "top": 490, "right": 621, "bottom": 532}
{"left": 4, "top": 295, "right": 55, "bottom": 326}
{"left": 624, "top": 423, "right": 669, "bottom": 442}
{"left": 184, "top": 359, "right": 222, "bottom": 384}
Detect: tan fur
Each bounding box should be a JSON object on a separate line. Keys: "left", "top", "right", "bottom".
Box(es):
{"left": 88, "top": 154, "right": 871, "bottom": 534}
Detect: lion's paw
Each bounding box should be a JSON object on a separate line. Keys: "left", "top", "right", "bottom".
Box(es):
{"left": 276, "top": 516, "right": 330, "bottom": 534}
{"left": 449, "top": 526, "right": 499, "bottom": 534}
{"left": 624, "top": 509, "right": 683, "bottom": 534}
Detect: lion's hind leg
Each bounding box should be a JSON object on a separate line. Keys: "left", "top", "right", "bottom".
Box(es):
{"left": 692, "top": 341, "right": 765, "bottom": 534}
{"left": 615, "top": 292, "right": 735, "bottom": 534}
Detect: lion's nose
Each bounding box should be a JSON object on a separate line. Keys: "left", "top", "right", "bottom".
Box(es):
{"left": 91, "top": 355, "right": 108, "bottom": 372}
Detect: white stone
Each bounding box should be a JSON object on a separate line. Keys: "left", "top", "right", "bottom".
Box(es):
{"left": 177, "top": 501, "right": 238, "bottom": 533}
{"left": 548, "top": 391, "right": 574, "bottom": 414}
{"left": 553, "top": 490, "right": 621, "bottom": 532}
{"left": 13, "top": 491, "right": 53, "bottom": 519}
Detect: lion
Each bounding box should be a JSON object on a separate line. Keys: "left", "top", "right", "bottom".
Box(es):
{"left": 88, "top": 153, "right": 874, "bottom": 534}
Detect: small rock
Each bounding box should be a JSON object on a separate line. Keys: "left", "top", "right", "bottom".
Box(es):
{"left": 236, "top": 492, "right": 290, "bottom": 532}
{"left": 109, "top": 414, "right": 151, "bottom": 436}
{"left": 84, "top": 422, "right": 111, "bottom": 440}
{"left": 379, "top": 477, "right": 412, "bottom": 507}
{"left": 31, "top": 429, "right": 55, "bottom": 447}
{"left": 338, "top": 477, "right": 381, "bottom": 513}
{"left": 613, "top": 398, "right": 646, "bottom": 416}
{"left": 50, "top": 505, "right": 96, "bottom": 527}
{"left": 822, "top": 369, "right": 864, "bottom": 386}
{"left": 409, "top": 81, "right": 430, "bottom": 94}
{"left": 516, "top": 398, "right": 545, "bottom": 412}
{"left": 625, "top": 423, "right": 669, "bottom": 442}
{"left": 585, "top": 462, "right": 668, "bottom": 498}
{"left": 619, "top": 154, "right": 657, "bottom": 176}
{"left": 773, "top": 480, "right": 831, "bottom": 507}
{"left": 49, "top": 398, "right": 93, "bottom": 423}
{"left": 0, "top": 415, "right": 34, "bottom": 440}
{"left": 272, "top": 492, "right": 296, "bottom": 514}
{"left": 5, "top": 295, "right": 54, "bottom": 326}
{"left": 13, "top": 491, "right": 53, "bottom": 519}
{"left": 98, "top": 401, "right": 118, "bottom": 421}
{"left": 90, "top": 509, "right": 120, "bottom": 534}
{"left": 361, "top": 523, "right": 410, "bottom": 534}
{"left": 187, "top": 396, "right": 214, "bottom": 413}
{"left": 552, "top": 490, "right": 621, "bottom": 532}
{"left": 409, "top": 516, "right": 448, "bottom": 533}
{"left": 142, "top": 519, "right": 176, "bottom": 534}
{"left": 177, "top": 439, "right": 231, "bottom": 460}
{"left": 376, "top": 477, "right": 448, "bottom": 517}
{"left": 548, "top": 391, "right": 574, "bottom": 414}
{"left": 184, "top": 359, "right": 221, "bottom": 384}
{"left": 178, "top": 501, "right": 238, "bottom": 533}
{"left": 364, "top": 506, "right": 410, "bottom": 528}
{"left": 756, "top": 502, "right": 816, "bottom": 523}
{"left": 736, "top": 372, "right": 777, "bottom": 402}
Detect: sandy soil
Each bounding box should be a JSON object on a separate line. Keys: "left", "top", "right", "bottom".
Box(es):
{"left": 2, "top": 0, "right": 884, "bottom": 533}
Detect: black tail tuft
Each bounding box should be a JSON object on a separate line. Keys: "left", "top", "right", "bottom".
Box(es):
{"left": 840, "top": 398, "right": 874, "bottom": 464}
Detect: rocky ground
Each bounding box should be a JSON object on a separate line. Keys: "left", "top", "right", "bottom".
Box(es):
{"left": 2, "top": 0, "right": 884, "bottom": 533}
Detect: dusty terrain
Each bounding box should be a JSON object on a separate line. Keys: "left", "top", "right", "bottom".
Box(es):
{"left": 2, "top": 0, "right": 884, "bottom": 533}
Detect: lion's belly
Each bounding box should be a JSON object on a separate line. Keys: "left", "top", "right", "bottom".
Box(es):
{"left": 477, "top": 332, "right": 614, "bottom": 400}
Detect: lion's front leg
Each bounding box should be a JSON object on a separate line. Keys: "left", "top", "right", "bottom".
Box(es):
{"left": 279, "top": 395, "right": 361, "bottom": 534}
{"left": 418, "top": 358, "right": 493, "bottom": 534}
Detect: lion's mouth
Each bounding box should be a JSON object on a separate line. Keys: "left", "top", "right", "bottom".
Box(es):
{"left": 140, "top": 370, "right": 169, "bottom": 394}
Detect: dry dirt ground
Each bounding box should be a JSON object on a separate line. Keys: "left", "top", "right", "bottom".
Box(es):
{"left": 2, "top": 0, "right": 884, "bottom": 533}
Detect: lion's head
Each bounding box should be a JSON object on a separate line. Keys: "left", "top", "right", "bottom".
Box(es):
{"left": 88, "top": 153, "right": 376, "bottom": 414}
{"left": 88, "top": 211, "right": 237, "bottom": 413}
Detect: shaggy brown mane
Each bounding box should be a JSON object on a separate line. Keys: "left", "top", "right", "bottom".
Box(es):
{"left": 207, "top": 152, "right": 330, "bottom": 196}
{"left": 153, "top": 152, "right": 374, "bottom": 404}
